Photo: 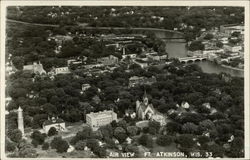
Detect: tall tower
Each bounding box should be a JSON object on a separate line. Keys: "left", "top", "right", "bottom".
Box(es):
{"left": 17, "top": 106, "right": 24, "bottom": 136}
{"left": 143, "top": 90, "right": 149, "bottom": 106}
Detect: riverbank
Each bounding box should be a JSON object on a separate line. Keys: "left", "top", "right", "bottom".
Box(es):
{"left": 221, "top": 64, "right": 244, "bottom": 72}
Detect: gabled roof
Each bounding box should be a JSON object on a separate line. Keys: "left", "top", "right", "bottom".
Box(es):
{"left": 137, "top": 102, "right": 155, "bottom": 113}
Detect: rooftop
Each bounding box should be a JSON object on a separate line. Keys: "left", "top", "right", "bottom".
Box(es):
{"left": 87, "top": 110, "right": 116, "bottom": 119}
{"left": 43, "top": 118, "right": 64, "bottom": 126}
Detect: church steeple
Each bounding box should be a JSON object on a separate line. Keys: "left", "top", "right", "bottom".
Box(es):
{"left": 143, "top": 90, "right": 148, "bottom": 106}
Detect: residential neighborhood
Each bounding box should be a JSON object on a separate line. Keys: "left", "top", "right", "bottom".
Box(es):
{"left": 4, "top": 6, "right": 246, "bottom": 159}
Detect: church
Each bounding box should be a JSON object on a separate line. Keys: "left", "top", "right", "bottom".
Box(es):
{"left": 136, "top": 91, "right": 166, "bottom": 125}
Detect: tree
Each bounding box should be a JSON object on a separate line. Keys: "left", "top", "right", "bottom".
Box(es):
{"left": 189, "top": 41, "right": 204, "bottom": 51}
{"left": 8, "top": 129, "right": 22, "bottom": 143}
{"left": 228, "top": 137, "right": 244, "bottom": 157}
{"left": 86, "top": 138, "right": 99, "bottom": 150}
{"left": 177, "top": 134, "right": 195, "bottom": 148}
{"left": 197, "top": 135, "right": 210, "bottom": 146}
{"left": 50, "top": 136, "right": 69, "bottom": 153}
{"left": 93, "top": 146, "right": 107, "bottom": 158}
{"left": 5, "top": 139, "right": 17, "bottom": 152}
{"left": 182, "top": 122, "right": 198, "bottom": 134}
{"left": 12, "top": 56, "right": 24, "bottom": 70}
{"left": 51, "top": 136, "right": 62, "bottom": 149}
{"left": 231, "top": 31, "right": 240, "bottom": 37}
{"left": 42, "top": 103, "right": 57, "bottom": 116}
{"left": 204, "top": 33, "right": 214, "bottom": 40}
{"left": 18, "top": 140, "right": 38, "bottom": 158}
{"left": 216, "top": 41, "right": 223, "bottom": 48}
{"left": 199, "top": 119, "right": 215, "bottom": 130}
{"left": 156, "top": 135, "right": 174, "bottom": 146}
{"left": 206, "top": 143, "right": 225, "bottom": 157}
{"left": 42, "top": 142, "right": 49, "bottom": 150}
{"left": 56, "top": 139, "right": 69, "bottom": 153}
{"left": 148, "top": 121, "right": 161, "bottom": 133}
{"left": 31, "top": 139, "right": 39, "bottom": 148}
{"left": 124, "top": 144, "right": 140, "bottom": 157}
{"left": 127, "top": 126, "right": 138, "bottom": 137}
{"left": 48, "top": 127, "right": 58, "bottom": 136}
{"left": 70, "top": 126, "right": 93, "bottom": 145}
{"left": 99, "top": 124, "right": 113, "bottom": 139}
{"left": 114, "top": 127, "right": 127, "bottom": 143}
{"left": 138, "top": 134, "right": 153, "bottom": 148}
{"left": 166, "top": 122, "right": 182, "bottom": 134}
{"left": 30, "top": 130, "right": 45, "bottom": 145}
{"left": 75, "top": 140, "right": 86, "bottom": 150}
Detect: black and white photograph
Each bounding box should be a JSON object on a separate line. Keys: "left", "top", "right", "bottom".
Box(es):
{"left": 1, "top": 1, "right": 249, "bottom": 159}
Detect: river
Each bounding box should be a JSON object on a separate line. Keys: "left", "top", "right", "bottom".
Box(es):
{"left": 162, "top": 35, "right": 244, "bottom": 78}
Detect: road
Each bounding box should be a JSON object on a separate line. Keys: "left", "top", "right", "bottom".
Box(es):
{"left": 6, "top": 18, "right": 184, "bottom": 37}
{"left": 7, "top": 18, "right": 59, "bottom": 27}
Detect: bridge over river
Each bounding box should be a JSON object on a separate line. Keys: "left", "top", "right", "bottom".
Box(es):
{"left": 178, "top": 56, "right": 208, "bottom": 63}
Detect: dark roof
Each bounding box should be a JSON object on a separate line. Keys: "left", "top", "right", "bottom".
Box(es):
{"left": 43, "top": 118, "right": 64, "bottom": 126}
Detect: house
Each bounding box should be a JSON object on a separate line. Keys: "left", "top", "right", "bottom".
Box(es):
{"left": 238, "top": 63, "right": 244, "bottom": 69}
{"left": 67, "top": 59, "right": 82, "bottom": 66}
{"left": 219, "top": 37, "right": 229, "bottom": 44}
{"left": 82, "top": 84, "right": 91, "bottom": 91}
{"left": 181, "top": 102, "right": 190, "bottom": 109}
{"left": 23, "top": 62, "right": 46, "bottom": 75}
{"left": 126, "top": 137, "right": 132, "bottom": 144}
{"left": 202, "top": 103, "right": 211, "bottom": 109}
{"left": 42, "top": 117, "right": 66, "bottom": 133}
{"left": 97, "top": 55, "right": 119, "bottom": 66}
{"left": 67, "top": 145, "right": 75, "bottom": 153}
{"left": 122, "top": 54, "right": 137, "bottom": 60}
{"left": 86, "top": 110, "right": 117, "bottom": 131}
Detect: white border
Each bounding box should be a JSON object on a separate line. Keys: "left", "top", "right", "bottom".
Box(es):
{"left": 1, "top": 1, "right": 249, "bottom": 160}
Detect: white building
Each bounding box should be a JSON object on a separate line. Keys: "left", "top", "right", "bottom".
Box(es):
{"left": 86, "top": 110, "right": 117, "bottom": 131}
{"left": 54, "top": 67, "right": 70, "bottom": 74}
{"left": 203, "top": 49, "right": 224, "bottom": 55}
{"left": 82, "top": 83, "right": 91, "bottom": 91}
{"left": 23, "top": 62, "right": 46, "bottom": 75}
{"left": 133, "top": 59, "right": 148, "bottom": 68}
{"left": 224, "top": 44, "right": 242, "bottom": 52}
{"left": 42, "top": 117, "right": 66, "bottom": 133}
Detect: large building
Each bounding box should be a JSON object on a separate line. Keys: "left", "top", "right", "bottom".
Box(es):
{"left": 129, "top": 76, "right": 156, "bottom": 88}
{"left": 23, "top": 62, "right": 46, "bottom": 75}
{"left": 97, "top": 55, "right": 119, "bottom": 66}
{"left": 42, "top": 117, "right": 66, "bottom": 133}
{"left": 53, "top": 67, "right": 70, "bottom": 75}
{"left": 220, "top": 24, "right": 244, "bottom": 36}
{"left": 224, "top": 44, "right": 242, "bottom": 52}
{"left": 86, "top": 110, "right": 117, "bottom": 131}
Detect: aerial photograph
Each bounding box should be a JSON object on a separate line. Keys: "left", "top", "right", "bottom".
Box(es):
{"left": 4, "top": 5, "right": 245, "bottom": 158}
